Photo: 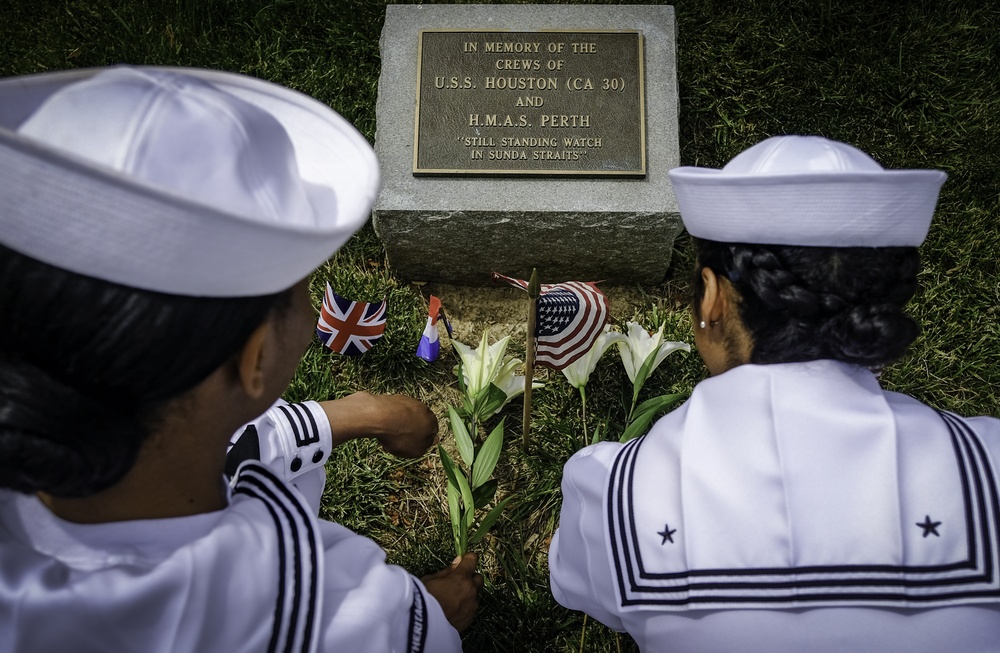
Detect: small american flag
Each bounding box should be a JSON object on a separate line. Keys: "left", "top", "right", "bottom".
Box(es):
{"left": 316, "top": 282, "right": 387, "bottom": 356}
{"left": 492, "top": 272, "right": 609, "bottom": 370}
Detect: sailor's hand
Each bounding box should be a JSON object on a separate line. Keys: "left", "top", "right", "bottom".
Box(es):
{"left": 365, "top": 393, "right": 438, "bottom": 458}
{"left": 421, "top": 553, "right": 484, "bottom": 633}
{"left": 321, "top": 392, "right": 437, "bottom": 457}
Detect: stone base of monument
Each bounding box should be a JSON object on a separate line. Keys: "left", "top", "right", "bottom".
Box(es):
{"left": 373, "top": 4, "right": 681, "bottom": 286}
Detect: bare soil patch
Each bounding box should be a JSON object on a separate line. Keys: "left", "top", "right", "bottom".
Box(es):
{"left": 414, "top": 282, "right": 666, "bottom": 347}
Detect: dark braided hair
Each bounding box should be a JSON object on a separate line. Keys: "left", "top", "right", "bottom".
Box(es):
{"left": 692, "top": 238, "right": 921, "bottom": 369}
{"left": 0, "top": 243, "right": 293, "bottom": 498}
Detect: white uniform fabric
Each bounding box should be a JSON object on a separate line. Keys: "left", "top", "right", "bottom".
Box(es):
{"left": 226, "top": 400, "right": 335, "bottom": 513}
{"left": 0, "top": 402, "right": 461, "bottom": 653}
{"left": 549, "top": 360, "right": 1000, "bottom": 652}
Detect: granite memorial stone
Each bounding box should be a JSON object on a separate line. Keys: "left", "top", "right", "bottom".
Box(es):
{"left": 374, "top": 4, "right": 681, "bottom": 285}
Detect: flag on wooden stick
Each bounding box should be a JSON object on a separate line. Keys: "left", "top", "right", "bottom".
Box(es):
{"left": 492, "top": 272, "right": 609, "bottom": 370}
{"left": 416, "top": 295, "right": 452, "bottom": 362}
{"left": 316, "top": 282, "right": 387, "bottom": 355}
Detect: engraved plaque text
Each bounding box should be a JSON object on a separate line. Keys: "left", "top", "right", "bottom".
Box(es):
{"left": 414, "top": 30, "right": 646, "bottom": 176}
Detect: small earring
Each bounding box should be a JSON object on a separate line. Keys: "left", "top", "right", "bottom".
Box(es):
{"left": 698, "top": 320, "right": 706, "bottom": 329}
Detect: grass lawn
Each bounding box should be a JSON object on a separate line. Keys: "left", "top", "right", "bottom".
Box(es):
{"left": 2, "top": 1, "right": 998, "bottom": 650}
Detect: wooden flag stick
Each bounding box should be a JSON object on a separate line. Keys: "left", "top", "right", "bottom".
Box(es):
{"left": 522, "top": 268, "right": 540, "bottom": 450}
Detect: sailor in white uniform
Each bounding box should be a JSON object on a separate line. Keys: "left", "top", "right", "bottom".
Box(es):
{"left": 548, "top": 136, "right": 1000, "bottom": 652}
{"left": 0, "top": 66, "right": 479, "bottom": 652}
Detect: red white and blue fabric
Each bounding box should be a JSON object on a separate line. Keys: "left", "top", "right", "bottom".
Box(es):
{"left": 416, "top": 295, "right": 451, "bottom": 362}
{"left": 316, "top": 283, "right": 387, "bottom": 356}
{"left": 492, "top": 272, "right": 609, "bottom": 370}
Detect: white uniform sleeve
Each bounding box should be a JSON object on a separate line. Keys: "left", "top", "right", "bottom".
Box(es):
{"left": 227, "top": 460, "right": 461, "bottom": 653}
{"left": 227, "top": 399, "right": 333, "bottom": 513}
{"left": 317, "top": 520, "right": 462, "bottom": 653}
{"left": 549, "top": 442, "right": 627, "bottom": 632}
{"left": 227, "top": 406, "right": 463, "bottom": 652}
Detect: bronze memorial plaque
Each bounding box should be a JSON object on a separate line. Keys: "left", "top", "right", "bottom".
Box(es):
{"left": 413, "top": 30, "right": 645, "bottom": 176}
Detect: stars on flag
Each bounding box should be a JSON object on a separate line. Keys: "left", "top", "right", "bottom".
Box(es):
{"left": 492, "top": 272, "right": 609, "bottom": 370}
{"left": 315, "top": 273, "right": 607, "bottom": 372}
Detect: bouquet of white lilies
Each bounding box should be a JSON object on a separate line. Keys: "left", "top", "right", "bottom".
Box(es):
{"left": 439, "top": 331, "right": 541, "bottom": 556}
{"left": 561, "top": 321, "right": 689, "bottom": 446}
{"left": 438, "top": 321, "right": 687, "bottom": 555}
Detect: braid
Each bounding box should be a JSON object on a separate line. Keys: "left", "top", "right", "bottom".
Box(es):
{"left": 694, "top": 239, "right": 921, "bottom": 369}
{"left": 731, "top": 247, "right": 824, "bottom": 318}
{"left": 0, "top": 355, "right": 146, "bottom": 497}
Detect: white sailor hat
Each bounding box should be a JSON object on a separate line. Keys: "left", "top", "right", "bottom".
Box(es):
{"left": 0, "top": 66, "right": 379, "bottom": 297}
{"left": 668, "top": 135, "right": 947, "bottom": 247}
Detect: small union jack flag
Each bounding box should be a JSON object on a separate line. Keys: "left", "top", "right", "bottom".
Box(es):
{"left": 492, "top": 272, "right": 609, "bottom": 370}
{"left": 316, "top": 283, "right": 387, "bottom": 356}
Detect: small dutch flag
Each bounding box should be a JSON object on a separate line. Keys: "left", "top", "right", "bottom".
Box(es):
{"left": 416, "top": 295, "right": 450, "bottom": 362}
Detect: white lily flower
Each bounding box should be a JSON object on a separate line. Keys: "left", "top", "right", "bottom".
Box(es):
{"left": 616, "top": 321, "right": 690, "bottom": 384}
{"left": 453, "top": 331, "right": 543, "bottom": 415}
{"left": 452, "top": 331, "right": 512, "bottom": 399}
{"left": 493, "top": 357, "right": 544, "bottom": 412}
{"left": 561, "top": 324, "right": 629, "bottom": 389}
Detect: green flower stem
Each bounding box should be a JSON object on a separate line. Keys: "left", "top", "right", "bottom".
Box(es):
{"left": 578, "top": 385, "right": 588, "bottom": 451}
{"left": 626, "top": 394, "right": 638, "bottom": 426}
{"left": 467, "top": 413, "right": 478, "bottom": 496}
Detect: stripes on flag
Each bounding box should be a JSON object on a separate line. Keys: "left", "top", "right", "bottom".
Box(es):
{"left": 316, "top": 282, "right": 387, "bottom": 356}
{"left": 492, "top": 272, "right": 609, "bottom": 370}
{"left": 416, "top": 295, "right": 451, "bottom": 362}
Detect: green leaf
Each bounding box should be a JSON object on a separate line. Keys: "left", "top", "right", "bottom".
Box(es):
{"left": 472, "top": 478, "right": 498, "bottom": 510}
{"left": 631, "top": 349, "right": 661, "bottom": 405}
{"left": 620, "top": 393, "right": 685, "bottom": 442}
{"left": 446, "top": 482, "right": 463, "bottom": 556}
{"left": 448, "top": 406, "right": 475, "bottom": 467}
{"left": 455, "top": 358, "right": 467, "bottom": 394}
{"left": 472, "top": 418, "right": 504, "bottom": 489}
{"left": 635, "top": 393, "right": 685, "bottom": 422}
{"left": 464, "top": 491, "right": 475, "bottom": 529}
{"left": 440, "top": 446, "right": 467, "bottom": 556}
{"left": 439, "top": 445, "right": 463, "bottom": 491}
{"left": 459, "top": 396, "right": 474, "bottom": 421}
{"left": 469, "top": 495, "right": 514, "bottom": 545}
{"left": 439, "top": 445, "right": 475, "bottom": 532}
{"left": 590, "top": 421, "right": 603, "bottom": 446}
{"left": 476, "top": 382, "right": 509, "bottom": 420}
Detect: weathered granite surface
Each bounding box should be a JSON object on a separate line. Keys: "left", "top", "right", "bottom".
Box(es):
{"left": 373, "top": 4, "right": 681, "bottom": 285}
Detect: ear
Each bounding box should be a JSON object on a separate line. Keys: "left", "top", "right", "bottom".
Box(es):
{"left": 699, "top": 267, "right": 727, "bottom": 327}
{"left": 235, "top": 320, "right": 271, "bottom": 399}
{"left": 699, "top": 268, "right": 739, "bottom": 326}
